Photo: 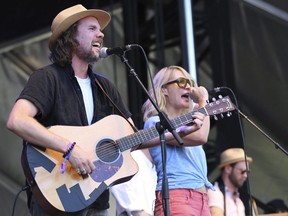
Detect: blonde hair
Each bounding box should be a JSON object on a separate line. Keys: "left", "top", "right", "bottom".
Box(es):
{"left": 142, "top": 66, "right": 196, "bottom": 122}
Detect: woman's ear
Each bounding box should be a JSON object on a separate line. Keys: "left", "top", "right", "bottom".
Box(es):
{"left": 162, "top": 87, "right": 168, "bottom": 96}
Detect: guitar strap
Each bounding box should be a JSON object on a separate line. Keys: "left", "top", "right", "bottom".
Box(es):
{"left": 218, "top": 178, "right": 226, "bottom": 216}
{"left": 94, "top": 77, "right": 138, "bottom": 134}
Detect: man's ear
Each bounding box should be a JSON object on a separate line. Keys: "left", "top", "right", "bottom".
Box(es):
{"left": 224, "top": 165, "right": 232, "bottom": 174}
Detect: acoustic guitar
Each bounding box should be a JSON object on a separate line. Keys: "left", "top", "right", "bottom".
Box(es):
{"left": 21, "top": 96, "right": 235, "bottom": 214}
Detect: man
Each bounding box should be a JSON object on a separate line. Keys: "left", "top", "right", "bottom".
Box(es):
{"left": 208, "top": 148, "right": 253, "bottom": 216}
{"left": 6, "top": 4, "right": 133, "bottom": 216}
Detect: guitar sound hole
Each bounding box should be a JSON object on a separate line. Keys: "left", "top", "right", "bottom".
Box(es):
{"left": 96, "top": 139, "right": 120, "bottom": 163}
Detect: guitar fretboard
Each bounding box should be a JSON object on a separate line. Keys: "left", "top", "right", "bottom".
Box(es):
{"left": 117, "top": 107, "right": 207, "bottom": 152}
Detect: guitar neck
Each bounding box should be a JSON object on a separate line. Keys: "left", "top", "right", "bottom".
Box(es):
{"left": 117, "top": 107, "right": 207, "bottom": 152}
{"left": 171, "top": 106, "right": 207, "bottom": 129}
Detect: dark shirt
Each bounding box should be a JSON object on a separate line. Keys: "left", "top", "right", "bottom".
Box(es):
{"left": 19, "top": 63, "right": 132, "bottom": 211}
{"left": 19, "top": 64, "right": 131, "bottom": 127}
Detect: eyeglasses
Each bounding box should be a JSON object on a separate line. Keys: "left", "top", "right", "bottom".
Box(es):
{"left": 162, "top": 77, "right": 195, "bottom": 89}
{"left": 233, "top": 167, "right": 250, "bottom": 175}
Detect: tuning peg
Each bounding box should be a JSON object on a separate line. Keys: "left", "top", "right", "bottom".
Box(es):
{"left": 214, "top": 115, "right": 218, "bottom": 121}
{"left": 220, "top": 113, "right": 224, "bottom": 119}
{"left": 226, "top": 112, "right": 232, "bottom": 117}
{"left": 218, "top": 94, "right": 223, "bottom": 99}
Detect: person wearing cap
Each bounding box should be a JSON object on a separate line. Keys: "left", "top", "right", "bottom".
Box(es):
{"left": 207, "top": 148, "right": 253, "bottom": 216}
{"left": 6, "top": 4, "right": 133, "bottom": 216}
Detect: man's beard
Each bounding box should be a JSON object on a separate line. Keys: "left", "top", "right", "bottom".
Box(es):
{"left": 229, "top": 173, "right": 244, "bottom": 188}
{"left": 76, "top": 46, "right": 99, "bottom": 63}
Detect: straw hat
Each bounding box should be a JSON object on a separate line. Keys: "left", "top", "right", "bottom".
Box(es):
{"left": 49, "top": 4, "right": 111, "bottom": 50}
{"left": 218, "top": 148, "right": 252, "bottom": 169}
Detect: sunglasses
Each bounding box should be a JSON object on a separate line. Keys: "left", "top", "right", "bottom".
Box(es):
{"left": 162, "top": 77, "right": 195, "bottom": 89}
{"left": 233, "top": 167, "right": 250, "bottom": 175}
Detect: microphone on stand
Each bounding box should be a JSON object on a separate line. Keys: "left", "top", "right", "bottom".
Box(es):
{"left": 99, "top": 44, "right": 138, "bottom": 58}
{"left": 208, "top": 86, "right": 227, "bottom": 94}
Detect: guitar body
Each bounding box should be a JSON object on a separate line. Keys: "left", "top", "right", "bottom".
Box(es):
{"left": 21, "top": 96, "right": 236, "bottom": 215}
{"left": 22, "top": 115, "right": 139, "bottom": 214}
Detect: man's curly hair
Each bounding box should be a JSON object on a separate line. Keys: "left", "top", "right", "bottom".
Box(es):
{"left": 49, "top": 22, "right": 79, "bottom": 67}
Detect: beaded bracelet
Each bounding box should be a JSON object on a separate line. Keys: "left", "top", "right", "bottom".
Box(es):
{"left": 60, "top": 142, "right": 76, "bottom": 174}
{"left": 63, "top": 142, "right": 76, "bottom": 158}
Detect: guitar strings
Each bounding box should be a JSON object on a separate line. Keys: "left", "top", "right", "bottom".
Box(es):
{"left": 88, "top": 105, "right": 217, "bottom": 161}
{"left": 91, "top": 111, "right": 198, "bottom": 161}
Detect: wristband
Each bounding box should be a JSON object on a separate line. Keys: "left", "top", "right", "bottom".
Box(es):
{"left": 60, "top": 142, "right": 76, "bottom": 174}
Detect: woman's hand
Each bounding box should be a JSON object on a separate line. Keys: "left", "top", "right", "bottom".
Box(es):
{"left": 190, "top": 86, "right": 209, "bottom": 104}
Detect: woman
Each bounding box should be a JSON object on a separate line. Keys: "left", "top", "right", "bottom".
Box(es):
{"left": 142, "top": 66, "right": 213, "bottom": 216}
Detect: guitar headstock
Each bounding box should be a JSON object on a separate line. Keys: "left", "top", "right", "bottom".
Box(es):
{"left": 205, "top": 95, "right": 236, "bottom": 120}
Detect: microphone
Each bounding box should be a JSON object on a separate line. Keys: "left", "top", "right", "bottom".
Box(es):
{"left": 99, "top": 44, "right": 137, "bottom": 58}
{"left": 208, "top": 87, "right": 227, "bottom": 94}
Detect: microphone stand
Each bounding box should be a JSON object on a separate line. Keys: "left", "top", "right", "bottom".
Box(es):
{"left": 212, "top": 87, "right": 288, "bottom": 156}
{"left": 237, "top": 109, "right": 288, "bottom": 215}
{"left": 212, "top": 86, "right": 287, "bottom": 216}
{"left": 238, "top": 110, "right": 288, "bottom": 156}
{"left": 119, "top": 53, "right": 184, "bottom": 216}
